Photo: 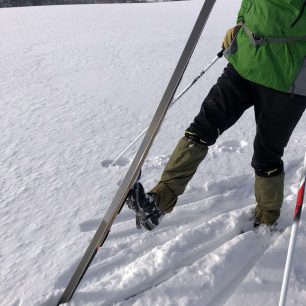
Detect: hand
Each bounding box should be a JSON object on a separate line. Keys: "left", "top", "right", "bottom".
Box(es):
{"left": 222, "top": 24, "right": 242, "bottom": 49}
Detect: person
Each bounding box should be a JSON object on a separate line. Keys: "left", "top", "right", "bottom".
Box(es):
{"left": 126, "top": 0, "right": 306, "bottom": 231}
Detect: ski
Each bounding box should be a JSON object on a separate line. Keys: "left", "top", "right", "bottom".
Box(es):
{"left": 57, "top": 0, "right": 216, "bottom": 304}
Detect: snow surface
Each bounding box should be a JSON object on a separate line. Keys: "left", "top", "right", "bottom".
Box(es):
{"left": 1, "top": 1, "right": 305, "bottom": 305}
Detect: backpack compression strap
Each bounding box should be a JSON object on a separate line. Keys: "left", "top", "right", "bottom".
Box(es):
{"left": 242, "top": 22, "right": 306, "bottom": 46}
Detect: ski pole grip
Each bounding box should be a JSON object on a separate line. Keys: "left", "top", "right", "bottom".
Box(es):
{"left": 217, "top": 49, "right": 224, "bottom": 58}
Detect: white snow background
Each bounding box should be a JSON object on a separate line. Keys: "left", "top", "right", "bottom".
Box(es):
{"left": 1, "top": 0, "right": 306, "bottom": 305}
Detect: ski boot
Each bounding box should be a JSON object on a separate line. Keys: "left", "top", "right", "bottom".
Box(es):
{"left": 126, "top": 182, "right": 164, "bottom": 231}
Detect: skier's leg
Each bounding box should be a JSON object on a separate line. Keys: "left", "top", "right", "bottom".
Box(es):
{"left": 254, "top": 173, "right": 285, "bottom": 226}
{"left": 252, "top": 85, "right": 306, "bottom": 225}
{"left": 151, "top": 64, "right": 253, "bottom": 214}
{"left": 150, "top": 134, "right": 208, "bottom": 213}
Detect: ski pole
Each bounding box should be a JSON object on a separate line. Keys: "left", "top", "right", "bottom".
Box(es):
{"left": 109, "top": 50, "right": 224, "bottom": 167}
{"left": 279, "top": 153, "right": 306, "bottom": 306}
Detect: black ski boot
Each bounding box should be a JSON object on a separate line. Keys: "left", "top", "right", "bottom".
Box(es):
{"left": 126, "top": 182, "right": 164, "bottom": 231}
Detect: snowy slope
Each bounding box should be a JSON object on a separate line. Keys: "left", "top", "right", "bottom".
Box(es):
{"left": 1, "top": 1, "right": 305, "bottom": 305}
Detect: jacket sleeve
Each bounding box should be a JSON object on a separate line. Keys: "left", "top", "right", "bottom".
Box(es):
{"left": 237, "top": 0, "right": 251, "bottom": 23}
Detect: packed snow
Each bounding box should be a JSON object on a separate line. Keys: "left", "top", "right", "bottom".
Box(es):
{"left": 1, "top": 1, "right": 305, "bottom": 305}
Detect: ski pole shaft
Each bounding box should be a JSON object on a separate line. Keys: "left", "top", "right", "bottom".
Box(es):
{"left": 109, "top": 50, "right": 223, "bottom": 167}
{"left": 279, "top": 153, "right": 306, "bottom": 306}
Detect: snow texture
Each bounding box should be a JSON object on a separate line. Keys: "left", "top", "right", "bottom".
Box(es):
{"left": 0, "top": 1, "right": 305, "bottom": 305}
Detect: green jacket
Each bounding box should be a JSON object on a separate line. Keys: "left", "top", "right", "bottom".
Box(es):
{"left": 226, "top": 0, "right": 306, "bottom": 94}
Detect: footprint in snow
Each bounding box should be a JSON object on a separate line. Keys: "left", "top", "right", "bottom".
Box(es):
{"left": 10, "top": 299, "right": 22, "bottom": 306}
{"left": 101, "top": 158, "right": 130, "bottom": 168}
{"left": 217, "top": 140, "right": 248, "bottom": 153}
{"left": 79, "top": 218, "right": 100, "bottom": 232}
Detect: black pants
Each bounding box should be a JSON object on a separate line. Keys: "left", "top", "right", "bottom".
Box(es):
{"left": 188, "top": 64, "right": 306, "bottom": 177}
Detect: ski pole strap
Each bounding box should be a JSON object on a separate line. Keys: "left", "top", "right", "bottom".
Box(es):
{"left": 242, "top": 23, "right": 306, "bottom": 46}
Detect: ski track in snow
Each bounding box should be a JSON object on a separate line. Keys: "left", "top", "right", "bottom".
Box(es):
{"left": 118, "top": 230, "right": 279, "bottom": 306}
{"left": 1, "top": 1, "right": 306, "bottom": 306}
{"left": 47, "top": 161, "right": 302, "bottom": 306}
{"left": 57, "top": 206, "right": 258, "bottom": 306}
